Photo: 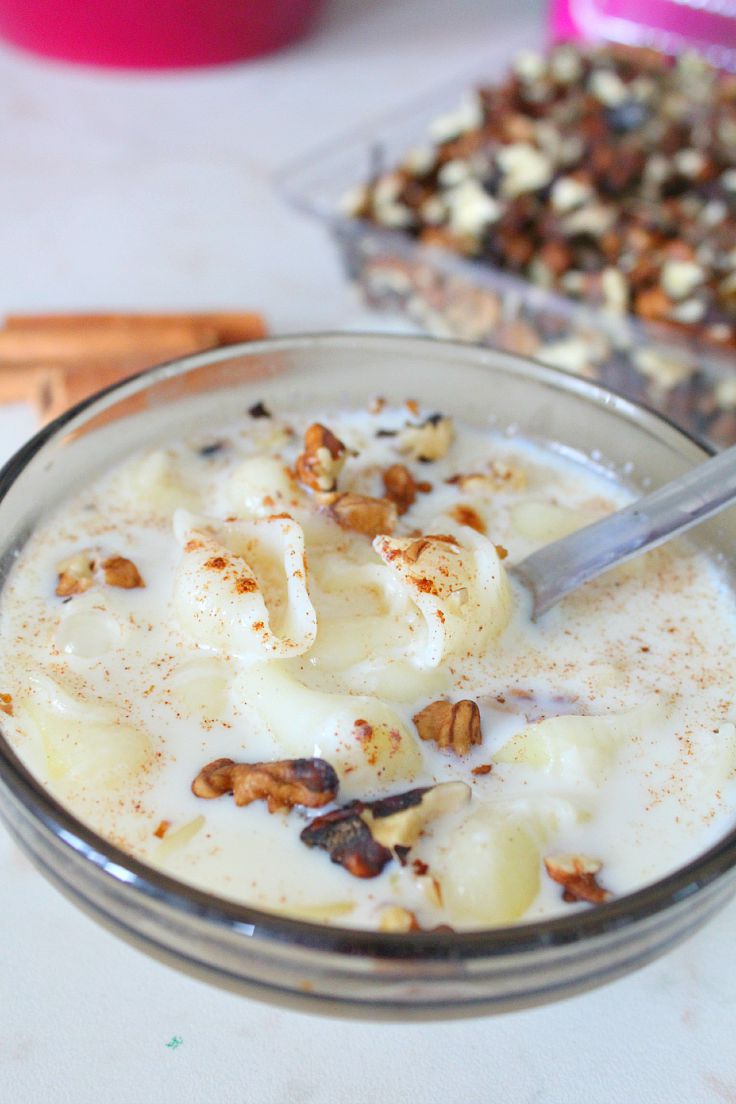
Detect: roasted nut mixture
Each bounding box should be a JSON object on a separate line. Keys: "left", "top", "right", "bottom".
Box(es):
{"left": 345, "top": 44, "right": 736, "bottom": 446}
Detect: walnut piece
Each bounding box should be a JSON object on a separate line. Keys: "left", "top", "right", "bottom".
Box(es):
{"left": 301, "top": 781, "right": 470, "bottom": 878}
{"left": 544, "top": 854, "right": 612, "bottom": 905}
{"left": 383, "top": 463, "right": 419, "bottom": 514}
{"left": 398, "top": 414, "right": 454, "bottom": 462}
{"left": 192, "top": 756, "right": 339, "bottom": 815}
{"left": 55, "top": 550, "right": 95, "bottom": 596}
{"left": 364, "top": 781, "right": 470, "bottom": 850}
{"left": 55, "top": 550, "right": 144, "bottom": 596}
{"left": 0, "top": 692, "right": 13, "bottom": 717}
{"left": 295, "top": 422, "right": 347, "bottom": 492}
{"left": 300, "top": 804, "right": 392, "bottom": 878}
{"left": 413, "top": 699, "right": 483, "bottom": 756}
{"left": 329, "top": 492, "right": 397, "bottom": 537}
{"left": 101, "top": 555, "right": 145, "bottom": 589}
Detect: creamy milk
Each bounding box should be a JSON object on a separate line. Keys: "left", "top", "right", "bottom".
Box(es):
{"left": 1, "top": 401, "right": 735, "bottom": 931}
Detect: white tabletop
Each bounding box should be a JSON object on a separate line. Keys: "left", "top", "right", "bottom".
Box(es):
{"left": 0, "top": 4, "right": 734, "bottom": 1101}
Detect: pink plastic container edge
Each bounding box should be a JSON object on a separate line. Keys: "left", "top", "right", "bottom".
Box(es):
{"left": 0, "top": 0, "right": 323, "bottom": 70}
{"left": 550, "top": 0, "right": 736, "bottom": 71}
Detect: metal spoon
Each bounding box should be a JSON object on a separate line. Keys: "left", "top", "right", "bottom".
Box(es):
{"left": 512, "top": 444, "right": 736, "bottom": 619}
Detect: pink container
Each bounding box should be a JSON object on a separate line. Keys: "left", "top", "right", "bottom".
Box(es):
{"left": 0, "top": 0, "right": 323, "bottom": 69}
{"left": 551, "top": 0, "right": 736, "bottom": 71}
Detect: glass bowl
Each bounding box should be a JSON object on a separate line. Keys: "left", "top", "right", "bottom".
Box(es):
{"left": 0, "top": 333, "right": 735, "bottom": 1020}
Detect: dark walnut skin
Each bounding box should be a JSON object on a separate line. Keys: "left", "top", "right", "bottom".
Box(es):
{"left": 301, "top": 783, "right": 469, "bottom": 878}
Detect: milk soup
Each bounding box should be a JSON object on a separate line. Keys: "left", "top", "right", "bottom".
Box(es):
{"left": 1, "top": 399, "right": 735, "bottom": 931}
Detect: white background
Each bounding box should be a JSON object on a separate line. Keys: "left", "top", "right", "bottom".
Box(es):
{"left": 0, "top": 2, "right": 735, "bottom": 1100}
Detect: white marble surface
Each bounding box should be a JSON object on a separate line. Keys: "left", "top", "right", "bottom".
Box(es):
{"left": 0, "top": 3, "right": 735, "bottom": 1101}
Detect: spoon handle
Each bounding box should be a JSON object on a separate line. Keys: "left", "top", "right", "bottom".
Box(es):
{"left": 514, "top": 443, "right": 736, "bottom": 618}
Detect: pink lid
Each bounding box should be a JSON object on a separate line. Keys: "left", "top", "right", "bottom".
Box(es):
{"left": 0, "top": 0, "right": 323, "bottom": 69}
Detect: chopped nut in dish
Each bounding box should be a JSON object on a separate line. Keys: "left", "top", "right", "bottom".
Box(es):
{"left": 301, "top": 782, "right": 469, "bottom": 877}
{"left": 544, "top": 855, "right": 612, "bottom": 905}
{"left": 100, "top": 555, "right": 145, "bottom": 590}
{"left": 3, "top": 400, "right": 736, "bottom": 932}
{"left": 398, "top": 414, "right": 454, "bottom": 462}
{"left": 56, "top": 550, "right": 144, "bottom": 596}
{"left": 328, "top": 492, "right": 397, "bottom": 537}
{"left": 382, "top": 463, "right": 431, "bottom": 514}
{"left": 192, "top": 756, "right": 339, "bottom": 813}
{"left": 295, "top": 422, "right": 347, "bottom": 493}
{"left": 55, "top": 551, "right": 95, "bottom": 597}
{"left": 413, "top": 699, "right": 483, "bottom": 756}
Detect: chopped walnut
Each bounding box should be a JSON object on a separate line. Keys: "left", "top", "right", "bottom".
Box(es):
{"left": 413, "top": 699, "right": 483, "bottom": 756}
{"left": 300, "top": 781, "right": 470, "bottom": 878}
{"left": 398, "top": 414, "right": 454, "bottom": 462}
{"left": 0, "top": 692, "right": 13, "bottom": 717}
{"left": 55, "top": 550, "right": 144, "bottom": 596}
{"left": 329, "top": 492, "right": 397, "bottom": 537}
{"left": 365, "top": 781, "right": 470, "bottom": 850}
{"left": 300, "top": 804, "right": 392, "bottom": 878}
{"left": 55, "top": 550, "right": 95, "bottom": 597}
{"left": 295, "top": 423, "right": 347, "bottom": 493}
{"left": 544, "top": 854, "right": 612, "bottom": 905}
{"left": 383, "top": 463, "right": 419, "bottom": 514}
{"left": 192, "top": 756, "right": 339, "bottom": 815}
{"left": 101, "top": 555, "right": 145, "bottom": 589}
{"left": 450, "top": 503, "right": 486, "bottom": 533}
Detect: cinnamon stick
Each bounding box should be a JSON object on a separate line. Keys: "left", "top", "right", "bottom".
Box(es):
{"left": 4, "top": 311, "right": 265, "bottom": 347}
{"left": 0, "top": 310, "right": 267, "bottom": 422}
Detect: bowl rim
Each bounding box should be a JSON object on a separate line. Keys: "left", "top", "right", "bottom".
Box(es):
{"left": 1, "top": 329, "right": 734, "bottom": 963}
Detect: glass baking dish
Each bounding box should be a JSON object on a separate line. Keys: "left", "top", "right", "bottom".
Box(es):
{"left": 279, "top": 62, "right": 736, "bottom": 449}
{"left": 1, "top": 333, "right": 736, "bottom": 1019}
